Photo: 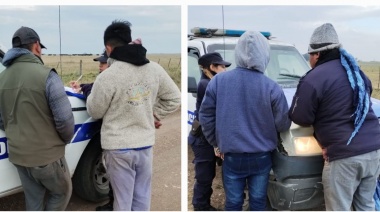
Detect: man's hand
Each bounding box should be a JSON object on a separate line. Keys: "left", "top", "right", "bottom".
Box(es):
{"left": 69, "top": 81, "right": 81, "bottom": 93}
{"left": 154, "top": 120, "right": 162, "bottom": 129}
{"left": 322, "top": 148, "right": 328, "bottom": 161}
{"left": 214, "top": 147, "right": 224, "bottom": 160}
{"left": 153, "top": 113, "right": 162, "bottom": 129}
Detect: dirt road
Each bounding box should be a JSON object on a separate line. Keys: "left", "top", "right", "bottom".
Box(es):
{"left": 0, "top": 109, "right": 181, "bottom": 211}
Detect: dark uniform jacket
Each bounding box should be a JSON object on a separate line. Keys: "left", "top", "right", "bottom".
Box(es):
{"left": 289, "top": 58, "right": 380, "bottom": 161}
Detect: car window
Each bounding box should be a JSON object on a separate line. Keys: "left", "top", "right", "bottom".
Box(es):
{"left": 206, "top": 43, "right": 310, "bottom": 87}
{"left": 188, "top": 48, "right": 201, "bottom": 85}
{"left": 0, "top": 56, "right": 5, "bottom": 74}
{"left": 207, "top": 44, "right": 236, "bottom": 71}
{"left": 268, "top": 45, "right": 310, "bottom": 87}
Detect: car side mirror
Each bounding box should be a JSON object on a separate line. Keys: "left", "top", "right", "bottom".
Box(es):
{"left": 188, "top": 77, "right": 197, "bottom": 93}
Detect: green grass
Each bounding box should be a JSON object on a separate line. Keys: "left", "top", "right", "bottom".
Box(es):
{"left": 360, "top": 61, "right": 380, "bottom": 99}
{"left": 42, "top": 54, "right": 181, "bottom": 89}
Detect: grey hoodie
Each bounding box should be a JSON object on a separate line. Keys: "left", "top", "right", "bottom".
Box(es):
{"left": 235, "top": 31, "right": 270, "bottom": 73}
{"left": 199, "top": 31, "right": 291, "bottom": 153}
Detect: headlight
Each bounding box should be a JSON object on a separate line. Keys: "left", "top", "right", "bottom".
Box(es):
{"left": 293, "top": 136, "right": 322, "bottom": 156}
{"left": 279, "top": 123, "right": 322, "bottom": 156}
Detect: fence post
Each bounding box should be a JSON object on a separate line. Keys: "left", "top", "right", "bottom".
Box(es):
{"left": 378, "top": 67, "right": 380, "bottom": 89}
{"left": 79, "top": 60, "right": 82, "bottom": 76}
{"left": 178, "top": 58, "right": 181, "bottom": 68}
{"left": 157, "top": 58, "right": 160, "bottom": 65}
{"left": 168, "top": 58, "right": 171, "bottom": 68}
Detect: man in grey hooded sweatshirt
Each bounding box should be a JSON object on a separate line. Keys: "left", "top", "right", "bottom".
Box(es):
{"left": 199, "top": 31, "right": 291, "bottom": 211}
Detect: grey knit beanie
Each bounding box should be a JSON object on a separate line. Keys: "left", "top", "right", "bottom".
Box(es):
{"left": 308, "top": 23, "right": 341, "bottom": 54}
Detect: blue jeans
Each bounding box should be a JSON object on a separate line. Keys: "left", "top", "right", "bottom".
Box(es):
{"left": 222, "top": 152, "right": 272, "bottom": 211}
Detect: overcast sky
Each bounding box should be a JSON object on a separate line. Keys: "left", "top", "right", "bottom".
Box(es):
{"left": 0, "top": 5, "right": 181, "bottom": 54}
{"left": 188, "top": 5, "right": 380, "bottom": 62}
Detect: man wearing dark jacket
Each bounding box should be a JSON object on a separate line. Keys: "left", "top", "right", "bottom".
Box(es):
{"left": 289, "top": 23, "right": 380, "bottom": 210}
{"left": 0, "top": 26, "right": 74, "bottom": 210}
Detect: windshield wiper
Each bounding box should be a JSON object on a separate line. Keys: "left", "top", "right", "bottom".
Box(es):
{"left": 279, "top": 73, "right": 302, "bottom": 79}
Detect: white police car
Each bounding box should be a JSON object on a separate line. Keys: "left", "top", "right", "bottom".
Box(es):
{"left": 188, "top": 27, "right": 380, "bottom": 210}
{"left": 0, "top": 45, "right": 109, "bottom": 202}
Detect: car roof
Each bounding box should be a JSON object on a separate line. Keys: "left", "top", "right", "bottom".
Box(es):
{"left": 188, "top": 36, "right": 295, "bottom": 47}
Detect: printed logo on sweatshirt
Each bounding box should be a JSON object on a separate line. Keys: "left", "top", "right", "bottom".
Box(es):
{"left": 127, "top": 82, "right": 151, "bottom": 106}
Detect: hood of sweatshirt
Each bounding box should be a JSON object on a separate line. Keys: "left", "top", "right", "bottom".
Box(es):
{"left": 2, "top": 48, "right": 43, "bottom": 67}
{"left": 109, "top": 44, "right": 149, "bottom": 66}
{"left": 234, "top": 31, "right": 270, "bottom": 73}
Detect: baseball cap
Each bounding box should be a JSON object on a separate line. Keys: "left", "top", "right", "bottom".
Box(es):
{"left": 198, "top": 52, "right": 231, "bottom": 68}
{"left": 93, "top": 50, "right": 109, "bottom": 63}
{"left": 12, "top": 26, "right": 46, "bottom": 49}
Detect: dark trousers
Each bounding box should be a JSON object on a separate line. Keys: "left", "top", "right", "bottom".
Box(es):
{"left": 14, "top": 157, "right": 72, "bottom": 210}
{"left": 191, "top": 136, "right": 216, "bottom": 208}
{"left": 109, "top": 183, "right": 114, "bottom": 201}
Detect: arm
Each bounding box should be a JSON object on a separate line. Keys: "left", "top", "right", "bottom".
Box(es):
{"left": 46, "top": 71, "right": 74, "bottom": 144}
{"left": 153, "top": 68, "right": 181, "bottom": 120}
{"left": 199, "top": 79, "right": 217, "bottom": 147}
{"left": 289, "top": 80, "right": 318, "bottom": 126}
{"left": 272, "top": 86, "right": 291, "bottom": 132}
{"left": 195, "top": 79, "right": 208, "bottom": 120}
{"left": 86, "top": 75, "right": 113, "bottom": 120}
{"left": 80, "top": 83, "right": 94, "bottom": 98}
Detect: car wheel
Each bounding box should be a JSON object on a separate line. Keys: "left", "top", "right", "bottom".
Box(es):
{"left": 72, "top": 134, "right": 109, "bottom": 202}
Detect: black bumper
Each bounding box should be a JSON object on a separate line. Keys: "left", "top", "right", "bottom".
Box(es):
{"left": 267, "top": 150, "right": 325, "bottom": 210}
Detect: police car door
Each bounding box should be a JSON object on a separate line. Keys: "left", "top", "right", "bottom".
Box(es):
{"left": 188, "top": 48, "right": 202, "bottom": 133}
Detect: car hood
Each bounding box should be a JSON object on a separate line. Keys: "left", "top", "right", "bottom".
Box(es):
{"left": 282, "top": 87, "right": 380, "bottom": 118}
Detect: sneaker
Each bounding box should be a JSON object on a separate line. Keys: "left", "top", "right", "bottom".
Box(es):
{"left": 95, "top": 201, "right": 113, "bottom": 211}
{"left": 194, "top": 205, "right": 218, "bottom": 211}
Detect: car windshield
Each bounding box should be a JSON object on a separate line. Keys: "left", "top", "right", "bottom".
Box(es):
{"left": 0, "top": 58, "right": 5, "bottom": 73}
{"left": 207, "top": 43, "right": 310, "bottom": 88}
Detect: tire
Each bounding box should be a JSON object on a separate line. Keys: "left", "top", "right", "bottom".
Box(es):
{"left": 72, "top": 134, "right": 109, "bottom": 202}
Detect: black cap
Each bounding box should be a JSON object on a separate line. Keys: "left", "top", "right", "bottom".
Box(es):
{"left": 12, "top": 26, "right": 46, "bottom": 49}
{"left": 93, "top": 50, "right": 109, "bottom": 63}
{"left": 198, "top": 52, "right": 231, "bottom": 68}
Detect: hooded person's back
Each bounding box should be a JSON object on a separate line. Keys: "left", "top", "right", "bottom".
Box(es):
{"left": 199, "top": 31, "right": 291, "bottom": 154}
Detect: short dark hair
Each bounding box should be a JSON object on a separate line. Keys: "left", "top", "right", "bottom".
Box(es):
{"left": 103, "top": 20, "right": 132, "bottom": 48}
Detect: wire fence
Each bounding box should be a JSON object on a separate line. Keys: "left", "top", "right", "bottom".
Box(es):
{"left": 42, "top": 54, "right": 181, "bottom": 88}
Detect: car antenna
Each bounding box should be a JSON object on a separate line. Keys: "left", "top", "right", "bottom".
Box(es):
{"left": 222, "top": 5, "right": 226, "bottom": 59}
{"left": 59, "top": 5, "right": 63, "bottom": 77}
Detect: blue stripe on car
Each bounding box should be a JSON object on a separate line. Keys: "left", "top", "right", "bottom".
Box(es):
{"left": 188, "top": 110, "right": 195, "bottom": 125}
{"left": 0, "top": 121, "right": 100, "bottom": 160}
{"left": 0, "top": 137, "right": 8, "bottom": 160}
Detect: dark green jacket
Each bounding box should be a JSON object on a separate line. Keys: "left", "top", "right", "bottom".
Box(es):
{"left": 0, "top": 54, "right": 66, "bottom": 167}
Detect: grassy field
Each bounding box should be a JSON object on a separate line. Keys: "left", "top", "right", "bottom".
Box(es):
{"left": 359, "top": 61, "right": 380, "bottom": 99}
{"left": 41, "top": 53, "right": 181, "bottom": 89}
